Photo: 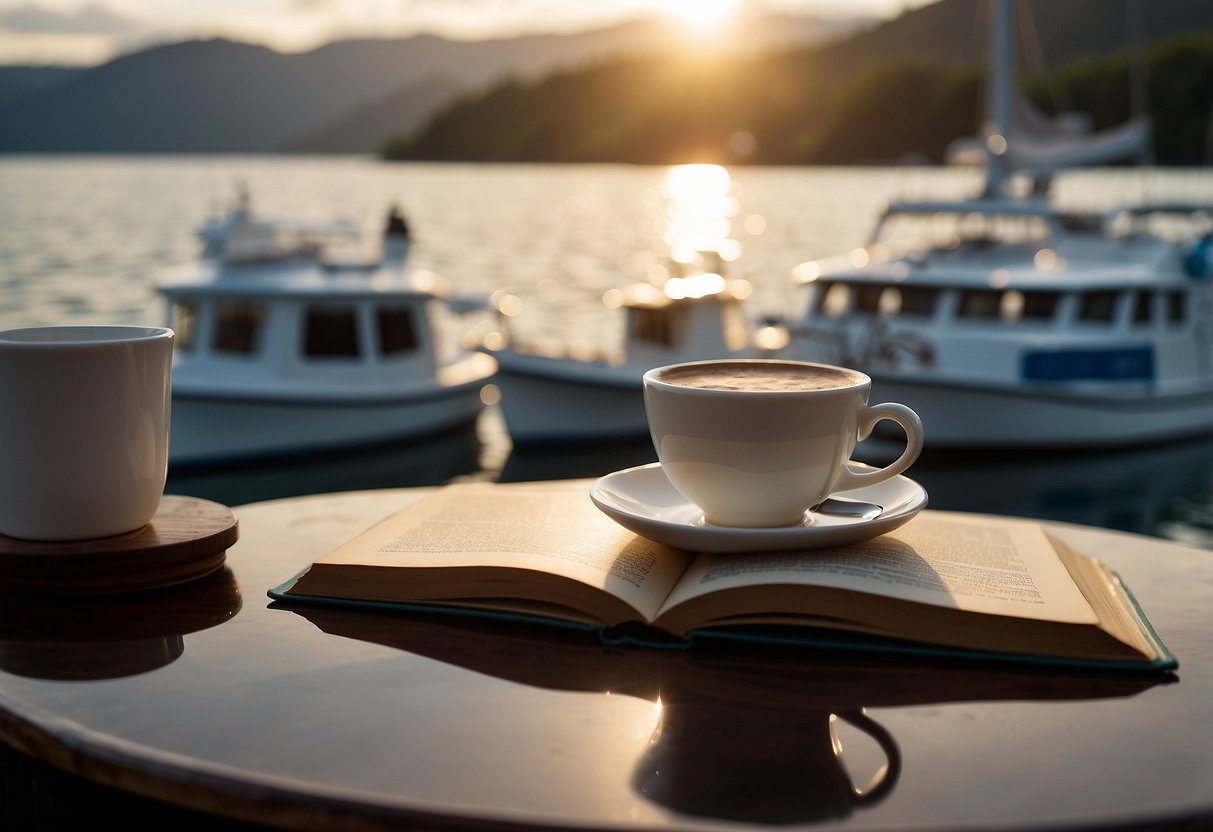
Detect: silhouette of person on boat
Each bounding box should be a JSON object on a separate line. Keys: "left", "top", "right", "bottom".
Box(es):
{"left": 386, "top": 203, "right": 411, "bottom": 238}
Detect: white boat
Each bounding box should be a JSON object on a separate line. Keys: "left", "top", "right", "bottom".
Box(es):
{"left": 482, "top": 269, "right": 778, "bottom": 446}
{"left": 481, "top": 163, "right": 781, "bottom": 447}
{"left": 159, "top": 200, "right": 496, "bottom": 469}
{"left": 778, "top": 0, "right": 1213, "bottom": 451}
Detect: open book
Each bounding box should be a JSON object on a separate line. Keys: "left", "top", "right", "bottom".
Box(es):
{"left": 269, "top": 480, "right": 1176, "bottom": 671}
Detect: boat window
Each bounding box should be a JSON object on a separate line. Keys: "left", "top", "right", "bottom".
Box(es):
{"left": 1059, "top": 213, "right": 1102, "bottom": 233}
{"left": 304, "top": 306, "right": 360, "bottom": 358}
{"left": 1078, "top": 292, "right": 1117, "bottom": 323}
{"left": 633, "top": 307, "right": 674, "bottom": 346}
{"left": 1132, "top": 291, "right": 1152, "bottom": 325}
{"left": 378, "top": 306, "right": 419, "bottom": 355}
{"left": 852, "top": 284, "right": 934, "bottom": 318}
{"left": 957, "top": 290, "right": 1001, "bottom": 320}
{"left": 171, "top": 299, "right": 198, "bottom": 352}
{"left": 812, "top": 282, "right": 832, "bottom": 312}
{"left": 897, "top": 286, "right": 939, "bottom": 317}
{"left": 1018, "top": 291, "right": 1058, "bottom": 320}
{"left": 213, "top": 303, "right": 265, "bottom": 354}
{"left": 1168, "top": 291, "right": 1186, "bottom": 324}
{"left": 854, "top": 284, "right": 884, "bottom": 315}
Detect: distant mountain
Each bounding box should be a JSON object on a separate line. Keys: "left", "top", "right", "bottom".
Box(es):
{"left": 828, "top": 0, "right": 1213, "bottom": 67}
{"left": 384, "top": 0, "right": 1213, "bottom": 166}
{"left": 0, "top": 66, "right": 85, "bottom": 107}
{"left": 281, "top": 74, "right": 463, "bottom": 154}
{"left": 6, "top": 0, "right": 1206, "bottom": 157}
{"left": 0, "top": 12, "right": 867, "bottom": 154}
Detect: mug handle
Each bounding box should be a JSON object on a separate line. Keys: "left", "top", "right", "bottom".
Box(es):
{"left": 831, "top": 402, "right": 923, "bottom": 493}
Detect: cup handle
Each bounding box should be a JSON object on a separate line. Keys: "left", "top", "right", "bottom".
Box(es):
{"left": 833, "top": 708, "right": 902, "bottom": 804}
{"left": 831, "top": 402, "right": 923, "bottom": 493}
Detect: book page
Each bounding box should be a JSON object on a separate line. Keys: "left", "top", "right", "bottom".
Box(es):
{"left": 659, "top": 513, "right": 1099, "bottom": 624}
{"left": 311, "top": 482, "right": 694, "bottom": 622}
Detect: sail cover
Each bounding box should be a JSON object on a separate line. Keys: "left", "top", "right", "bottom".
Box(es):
{"left": 947, "top": 86, "right": 1150, "bottom": 174}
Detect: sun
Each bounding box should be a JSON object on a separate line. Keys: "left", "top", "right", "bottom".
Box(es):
{"left": 657, "top": 0, "right": 739, "bottom": 29}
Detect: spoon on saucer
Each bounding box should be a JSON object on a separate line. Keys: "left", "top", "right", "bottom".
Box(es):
{"left": 815, "top": 497, "right": 883, "bottom": 520}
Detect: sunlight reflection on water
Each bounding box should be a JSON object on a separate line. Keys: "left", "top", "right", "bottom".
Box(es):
{"left": 0, "top": 157, "right": 982, "bottom": 335}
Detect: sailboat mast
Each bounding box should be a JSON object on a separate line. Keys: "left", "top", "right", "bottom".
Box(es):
{"left": 984, "top": 0, "right": 1014, "bottom": 197}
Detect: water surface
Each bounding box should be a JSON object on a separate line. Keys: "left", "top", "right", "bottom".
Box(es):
{"left": 2, "top": 156, "right": 1211, "bottom": 545}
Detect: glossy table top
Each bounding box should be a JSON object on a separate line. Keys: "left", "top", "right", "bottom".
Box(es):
{"left": 0, "top": 487, "right": 1211, "bottom": 831}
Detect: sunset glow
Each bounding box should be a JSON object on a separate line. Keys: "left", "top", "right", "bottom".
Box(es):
{"left": 658, "top": 0, "right": 739, "bottom": 29}
{"left": 0, "top": 1, "right": 923, "bottom": 66}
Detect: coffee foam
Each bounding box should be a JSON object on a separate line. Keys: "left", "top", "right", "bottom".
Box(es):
{"left": 656, "top": 362, "right": 863, "bottom": 392}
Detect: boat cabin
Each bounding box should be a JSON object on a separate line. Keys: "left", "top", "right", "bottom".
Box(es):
{"left": 789, "top": 201, "right": 1213, "bottom": 386}
{"left": 609, "top": 274, "right": 753, "bottom": 367}
{"left": 161, "top": 269, "right": 447, "bottom": 395}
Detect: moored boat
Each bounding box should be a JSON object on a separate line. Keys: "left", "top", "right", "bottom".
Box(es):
{"left": 159, "top": 200, "right": 496, "bottom": 469}
{"left": 482, "top": 268, "right": 779, "bottom": 446}
{"left": 480, "top": 163, "right": 783, "bottom": 447}
{"left": 778, "top": 0, "right": 1213, "bottom": 451}
{"left": 782, "top": 198, "right": 1213, "bottom": 449}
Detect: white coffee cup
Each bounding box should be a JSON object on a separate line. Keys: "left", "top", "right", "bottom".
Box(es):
{"left": 643, "top": 358, "right": 923, "bottom": 528}
{"left": 0, "top": 325, "right": 174, "bottom": 541}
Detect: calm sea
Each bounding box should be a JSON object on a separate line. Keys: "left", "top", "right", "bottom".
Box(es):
{"left": 2, "top": 155, "right": 1212, "bottom": 546}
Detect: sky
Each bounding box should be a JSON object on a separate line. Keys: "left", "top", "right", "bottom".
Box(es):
{"left": 0, "top": 0, "right": 928, "bottom": 66}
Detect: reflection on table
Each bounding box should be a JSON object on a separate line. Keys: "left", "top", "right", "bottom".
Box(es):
{"left": 0, "top": 567, "right": 240, "bottom": 680}
{"left": 285, "top": 603, "right": 1167, "bottom": 826}
{"left": 1, "top": 488, "right": 1203, "bottom": 831}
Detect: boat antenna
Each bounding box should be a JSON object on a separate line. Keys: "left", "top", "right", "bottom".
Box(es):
{"left": 982, "top": 0, "right": 1013, "bottom": 199}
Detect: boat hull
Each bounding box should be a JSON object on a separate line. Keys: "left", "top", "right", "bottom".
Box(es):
{"left": 492, "top": 360, "right": 650, "bottom": 447}
{"left": 170, "top": 378, "right": 491, "bottom": 469}
{"left": 866, "top": 372, "right": 1213, "bottom": 449}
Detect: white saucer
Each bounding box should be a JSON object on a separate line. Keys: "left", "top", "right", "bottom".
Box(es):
{"left": 589, "top": 462, "right": 928, "bottom": 554}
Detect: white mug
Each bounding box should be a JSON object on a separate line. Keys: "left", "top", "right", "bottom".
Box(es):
{"left": 0, "top": 325, "right": 174, "bottom": 541}
{"left": 643, "top": 359, "right": 923, "bottom": 528}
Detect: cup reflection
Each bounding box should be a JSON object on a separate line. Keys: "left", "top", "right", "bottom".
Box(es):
{"left": 0, "top": 567, "right": 241, "bottom": 680}
{"left": 634, "top": 689, "right": 898, "bottom": 822}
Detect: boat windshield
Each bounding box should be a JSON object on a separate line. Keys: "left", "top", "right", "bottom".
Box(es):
{"left": 1103, "top": 204, "right": 1213, "bottom": 243}
{"left": 220, "top": 219, "right": 362, "bottom": 264}
{"left": 874, "top": 208, "right": 1055, "bottom": 254}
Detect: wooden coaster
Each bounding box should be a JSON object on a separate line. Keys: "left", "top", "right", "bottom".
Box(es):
{"left": 0, "top": 495, "right": 238, "bottom": 596}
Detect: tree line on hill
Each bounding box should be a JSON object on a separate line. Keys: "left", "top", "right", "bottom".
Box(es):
{"left": 1, "top": 0, "right": 1209, "bottom": 158}
{"left": 382, "top": 29, "right": 1213, "bottom": 167}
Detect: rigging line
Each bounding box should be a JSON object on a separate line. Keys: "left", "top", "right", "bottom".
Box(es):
{"left": 1126, "top": 0, "right": 1154, "bottom": 166}
{"left": 1016, "top": 0, "right": 1072, "bottom": 114}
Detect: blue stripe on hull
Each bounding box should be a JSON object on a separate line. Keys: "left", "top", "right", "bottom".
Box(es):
{"left": 1022, "top": 347, "right": 1155, "bottom": 382}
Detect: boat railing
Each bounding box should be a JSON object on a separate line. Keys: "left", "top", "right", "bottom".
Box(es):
{"left": 875, "top": 201, "right": 1061, "bottom": 247}
{"left": 785, "top": 317, "right": 935, "bottom": 372}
